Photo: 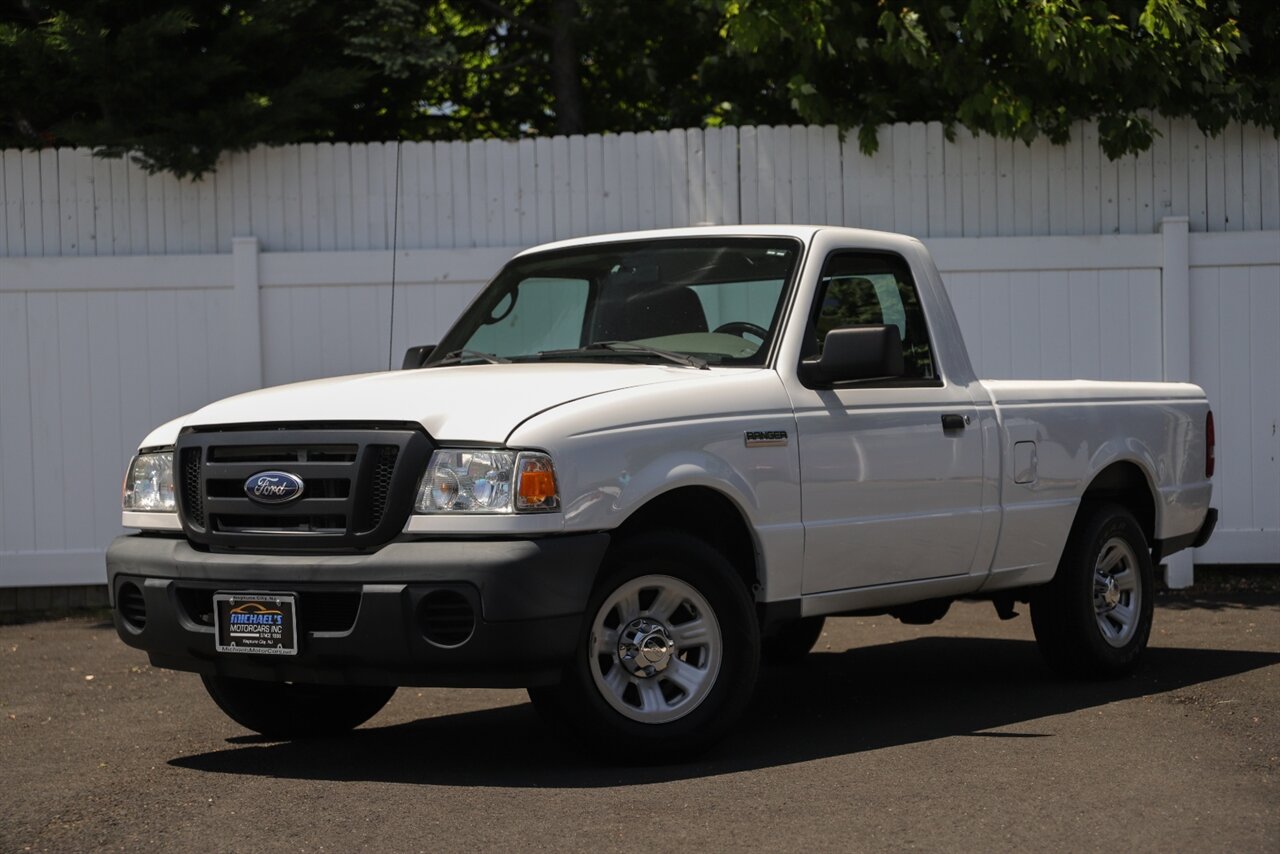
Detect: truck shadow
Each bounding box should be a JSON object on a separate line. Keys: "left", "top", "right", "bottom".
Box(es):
{"left": 1156, "top": 591, "right": 1280, "bottom": 612}
{"left": 169, "top": 637, "right": 1279, "bottom": 787}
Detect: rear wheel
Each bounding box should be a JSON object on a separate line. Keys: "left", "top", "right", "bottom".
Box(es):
{"left": 1031, "top": 503, "right": 1154, "bottom": 678}
{"left": 528, "top": 532, "right": 760, "bottom": 763}
{"left": 201, "top": 675, "right": 395, "bottom": 738}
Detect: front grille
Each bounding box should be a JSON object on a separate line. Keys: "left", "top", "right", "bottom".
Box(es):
{"left": 181, "top": 449, "right": 205, "bottom": 527}
{"left": 214, "top": 514, "right": 347, "bottom": 533}
{"left": 365, "top": 446, "right": 399, "bottom": 530}
{"left": 175, "top": 425, "right": 431, "bottom": 552}
{"left": 208, "top": 444, "right": 358, "bottom": 464}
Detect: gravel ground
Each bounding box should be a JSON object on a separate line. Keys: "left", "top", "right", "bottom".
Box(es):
{"left": 1, "top": 592, "right": 1276, "bottom": 852}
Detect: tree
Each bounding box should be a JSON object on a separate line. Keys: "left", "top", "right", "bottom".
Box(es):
{"left": 713, "top": 0, "right": 1268, "bottom": 157}
{"left": 0, "top": 0, "right": 453, "bottom": 176}
{"left": 416, "top": 1, "right": 734, "bottom": 139}
{"left": 433, "top": 0, "right": 1276, "bottom": 157}
{"left": 0, "top": 0, "right": 1274, "bottom": 176}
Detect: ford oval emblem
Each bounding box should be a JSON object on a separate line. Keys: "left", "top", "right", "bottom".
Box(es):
{"left": 245, "top": 471, "right": 304, "bottom": 504}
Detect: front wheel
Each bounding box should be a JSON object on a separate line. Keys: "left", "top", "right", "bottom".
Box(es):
{"left": 1030, "top": 503, "right": 1155, "bottom": 678}
{"left": 528, "top": 532, "right": 760, "bottom": 763}
{"left": 201, "top": 675, "right": 396, "bottom": 738}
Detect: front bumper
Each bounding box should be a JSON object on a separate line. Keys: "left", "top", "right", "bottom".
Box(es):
{"left": 105, "top": 533, "right": 609, "bottom": 688}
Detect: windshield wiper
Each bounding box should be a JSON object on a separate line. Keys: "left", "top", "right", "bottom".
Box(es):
{"left": 538, "top": 341, "right": 708, "bottom": 370}
{"left": 433, "top": 349, "right": 512, "bottom": 366}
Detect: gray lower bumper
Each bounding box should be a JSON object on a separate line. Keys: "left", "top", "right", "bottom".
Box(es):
{"left": 105, "top": 533, "right": 610, "bottom": 687}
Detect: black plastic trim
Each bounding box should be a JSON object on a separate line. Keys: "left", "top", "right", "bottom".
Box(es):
{"left": 175, "top": 425, "right": 432, "bottom": 553}
{"left": 105, "top": 532, "right": 610, "bottom": 688}
{"left": 1153, "top": 508, "right": 1217, "bottom": 562}
{"left": 1192, "top": 508, "right": 1219, "bottom": 549}
{"left": 757, "top": 598, "right": 802, "bottom": 630}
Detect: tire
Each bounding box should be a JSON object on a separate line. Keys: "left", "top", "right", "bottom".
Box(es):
{"left": 761, "top": 616, "right": 825, "bottom": 665}
{"left": 201, "top": 675, "right": 396, "bottom": 738}
{"left": 528, "top": 531, "right": 760, "bottom": 763}
{"left": 1030, "top": 503, "right": 1155, "bottom": 678}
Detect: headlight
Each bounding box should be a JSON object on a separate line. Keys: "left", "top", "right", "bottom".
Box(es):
{"left": 415, "top": 449, "right": 559, "bottom": 514}
{"left": 122, "top": 451, "right": 176, "bottom": 512}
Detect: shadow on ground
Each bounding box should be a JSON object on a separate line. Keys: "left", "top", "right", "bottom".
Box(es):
{"left": 169, "top": 636, "right": 1279, "bottom": 787}
{"left": 1156, "top": 591, "right": 1280, "bottom": 612}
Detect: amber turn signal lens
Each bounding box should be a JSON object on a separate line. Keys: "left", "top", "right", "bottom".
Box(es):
{"left": 516, "top": 454, "right": 559, "bottom": 511}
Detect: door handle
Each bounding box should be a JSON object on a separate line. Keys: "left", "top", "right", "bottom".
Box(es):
{"left": 941, "top": 413, "right": 968, "bottom": 431}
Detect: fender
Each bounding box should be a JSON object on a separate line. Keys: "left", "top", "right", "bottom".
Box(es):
{"left": 510, "top": 371, "right": 806, "bottom": 601}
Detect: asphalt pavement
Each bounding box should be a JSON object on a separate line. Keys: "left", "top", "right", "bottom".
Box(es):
{"left": 2, "top": 592, "right": 1276, "bottom": 852}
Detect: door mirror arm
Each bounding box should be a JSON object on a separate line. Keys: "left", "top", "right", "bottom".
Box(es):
{"left": 401, "top": 344, "right": 437, "bottom": 370}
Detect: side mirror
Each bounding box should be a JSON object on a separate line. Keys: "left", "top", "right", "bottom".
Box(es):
{"left": 799, "top": 325, "right": 904, "bottom": 388}
{"left": 402, "top": 344, "right": 436, "bottom": 370}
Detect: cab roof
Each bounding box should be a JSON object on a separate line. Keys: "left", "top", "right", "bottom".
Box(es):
{"left": 513, "top": 224, "right": 921, "bottom": 257}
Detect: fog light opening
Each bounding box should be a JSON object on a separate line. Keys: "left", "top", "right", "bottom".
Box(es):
{"left": 416, "top": 590, "right": 476, "bottom": 648}
{"left": 118, "top": 582, "right": 147, "bottom": 631}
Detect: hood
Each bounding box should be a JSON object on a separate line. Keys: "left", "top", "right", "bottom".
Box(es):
{"left": 140, "top": 363, "right": 715, "bottom": 447}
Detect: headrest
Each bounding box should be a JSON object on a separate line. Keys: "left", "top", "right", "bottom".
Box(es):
{"left": 590, "top": 285, "right": 708, "bottom": 341}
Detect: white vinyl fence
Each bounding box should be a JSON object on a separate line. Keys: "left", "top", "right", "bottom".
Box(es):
{"left": 2, "top": 119, "right": 1277, "bottom": 259}
{"left": 1, "top": 121, "right": 1277, "bottom": 588}
{"left": 1, "top": 227, "right": 1275, "bottom": 586}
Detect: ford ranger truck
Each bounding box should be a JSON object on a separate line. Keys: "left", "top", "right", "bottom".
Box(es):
{"left": 107, "top": 226, "right": 1217, "bottom": 761}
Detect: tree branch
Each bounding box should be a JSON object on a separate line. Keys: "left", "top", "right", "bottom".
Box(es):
{"left": 469, "top": 0, "right": 551, "bottom": 37}
{"left": 549, "top": 0, "right": 584, "bottom": 134}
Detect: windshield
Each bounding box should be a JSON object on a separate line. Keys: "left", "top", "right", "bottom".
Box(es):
{"left": 429, "top": 237, "right": 802, "bottom": 368}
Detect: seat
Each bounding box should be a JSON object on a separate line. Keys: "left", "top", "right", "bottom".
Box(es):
{"left": 590, "top": 285, "right": 708, "bottom": 341}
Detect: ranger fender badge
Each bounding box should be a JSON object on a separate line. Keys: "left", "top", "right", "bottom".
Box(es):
{"left": 744, "top": 430, "right": 788, "bottom": 448}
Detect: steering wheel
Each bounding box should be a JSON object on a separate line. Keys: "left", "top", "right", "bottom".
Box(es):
{"left": 713, "top": 321, "right": 769, "bottom": 340}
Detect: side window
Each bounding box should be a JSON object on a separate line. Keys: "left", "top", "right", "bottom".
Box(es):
{"left": 809, "top": 252, "right": 937, "bottom": 380}
{"left": 464, "top": 278, "right": 588, "bottom": 356}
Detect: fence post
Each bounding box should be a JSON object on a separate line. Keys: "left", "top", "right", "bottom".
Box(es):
{"left": 230, "top": 236, "right": 264, "bottom": 393}
{"left": 1159, "top": 216, "right": 1195, "bottom": 588}
{"left": 1160, "top": 216, "right": 1191, "bottom": 382}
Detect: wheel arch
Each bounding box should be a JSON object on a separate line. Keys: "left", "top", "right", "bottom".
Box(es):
{"left": 610, "top": 486, "right": 761, "bottom": 598}
{"left": 1078, "top": 460, "right": 1158, "bottom": 548}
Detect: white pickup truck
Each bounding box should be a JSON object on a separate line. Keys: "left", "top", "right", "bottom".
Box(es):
{"left": 107, "top": 225, "right": 1217, "bottom": 761}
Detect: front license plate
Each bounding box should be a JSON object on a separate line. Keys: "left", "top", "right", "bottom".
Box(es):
{"left": 214, "top": 592, "right": 298, "bottom": 656}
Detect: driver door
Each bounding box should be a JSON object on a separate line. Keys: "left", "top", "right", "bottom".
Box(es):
{"left": 792, "top": 250, "right": 985, "bottom": 594}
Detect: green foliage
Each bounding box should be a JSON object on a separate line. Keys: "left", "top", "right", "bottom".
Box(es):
{"left": 715, "top": 0, "right": 1271, "bottom": 158}
{"left": 0, "top": 0, "right": 1273, "bottom": 176}
{"left": 0, "top": 0, "right": 452, "bottom": 176}
{"left": 415, "top": 1, "right": 735, "bottom": 139}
